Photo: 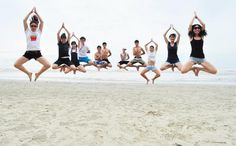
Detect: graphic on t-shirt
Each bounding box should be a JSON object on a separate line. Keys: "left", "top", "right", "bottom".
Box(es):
{"left": 30, "top": 35, "right": 37, "bottom": 41}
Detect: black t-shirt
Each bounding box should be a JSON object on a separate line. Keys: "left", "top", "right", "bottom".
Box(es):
{"left": 58, "top": 41, "right": 69, "bottom": 58}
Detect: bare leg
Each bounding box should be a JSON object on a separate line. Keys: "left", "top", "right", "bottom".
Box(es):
{"left": 140, "top": 68, "right": 150, "bottom": 84}
{"left": 35, "top": 57, "right": 51, "bottom": 81}
{"left": 199, "top": 61, "right": 217, "bottom": 75}
{"left": 152, "top": 69, "right": 161, "bottom": 84}
{"left": 64, "top": 65, "right": 76, "bottom": 74}
{"left": 181, "top": 61, "right": 195, "bottom": 74}
{"left": 160, "top": 63, "right": 172, "bottom": 71}
{"left": 14, "top": 56, "right": 32, "bottom": 81}
{"left": 107, "top": 63, "right": 112, "bottom": 68}
{"left": 52, "top": 64, "right": 60, "bottom": 70}
{"left": 175, "top": 62, "right": 182, "bottom": 72}
{"left": 77, "top": 65, "right": 86, "bottom": 73}
{"left": 137, "top": 64, "right": 147, "bottom": 71}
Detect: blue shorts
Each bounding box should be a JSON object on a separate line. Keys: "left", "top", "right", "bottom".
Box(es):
{"left": 79, "top": 56, "right": 91, "bottom": 63}
{"left": 146, "top": 66, "right": 157, "bottom": 71}
{"left": 95, "top": 60, "right": 106, "bottom": 65}
{"left": 190, "top": 57, "right": 205, "bottom": 64}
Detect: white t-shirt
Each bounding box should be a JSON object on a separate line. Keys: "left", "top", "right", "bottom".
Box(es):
{"left": 147, "top": 50, "right": 157, "bottom": 62}
{"left": 25, "top": 29, "right": 41, "bottom": 51}
{"left": 79, "top": 45, "right": 90, "bottom": 57}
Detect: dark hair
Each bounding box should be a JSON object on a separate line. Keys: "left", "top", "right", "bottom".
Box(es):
{"left": 169, "top": 33, "right": 176, "bottom": 38}
{"left": 188, "top": 24, "right": 207, "bottom": 38}
{"left": 97, "top": 45, "right": 102, "bottom": 48}
{"left": 71, "top": 41, "right": 77, "bottom": 46}
{"left": 150, "top": 45, "right": 154, "bottom": 48}
{"left": 30, "top": 15, "right": 39, "bottom": 25}
{"left": 134, "top": 40, "right": 139, "bottom": 43}
{"left": 61, "top": 33, "right": 67, "bottom": 39}
{"left": 80, "top": 36, "right": 86, "bottom": 40}
{"left": 102, "top": 42, "right": 107, "bottom": 45}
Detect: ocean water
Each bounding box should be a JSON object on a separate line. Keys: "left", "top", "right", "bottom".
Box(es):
{"left": 0, "top": 67, "right": 236, "bottom": 85}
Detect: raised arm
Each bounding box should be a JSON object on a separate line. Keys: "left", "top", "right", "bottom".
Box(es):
{"left": 163, "top": 25, "right": 171, "bottom": 44}
{"left": 189, "top": 14, "right": 196, "bottom": 32}
{"left": 63, "top": 24, "right": 71, "bottom": 43}
{"left": 57, "top": 24, "right": 63, "bottom": 42}
{"left": 152, "top": 40, "right": 158, "bottom": 51}
{"left": 23, "top": 8, "right": 34, "bottom": 31}
{"left": 34, "top": 8, "right": 44, "bottom": 32}
{"left": 172, "top": 26, "right": 181, "bottom": 45}
{"left": 145, "top": 40, "right": 152, "bottom": 51}
{"left": 71, "top": 32, "right": 80, "bottom": 45}
{"left": 195, "top": 12, "right": 206, "bottom": 30}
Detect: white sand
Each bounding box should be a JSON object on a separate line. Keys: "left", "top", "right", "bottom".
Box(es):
{"left": 0, "top": 81, "right": 235, "bottom": 146}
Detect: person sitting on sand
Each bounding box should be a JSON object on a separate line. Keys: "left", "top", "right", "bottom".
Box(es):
{"left": 52, "top": 23, "right": 76, "bottom": 73}
{"left": 181, "top": 12, "right": 217, "bottom": 76}
{"left": 69, "top": 33, "right": 86, "bottom": 74}
{"left": 94, "top": 45, "right": 107, "bottom": 71}
{"left": 160, "top": 24, "right": 182, "bottom": 72}
{"left": 78, "top": 36, "right": 94, "bottom": 67}
{"left": 14, "top": 7, "right": 50, "bottom": 82}
{"left": 101, "top": 42, "right": 112, "bottom": 68}
{"left": 140, "top": 39, "right": 160, "bottom": 84}
{"left": 126, "top": 40, "right": 147, "bottom": 71}
{"left": 117, "top": 48, "right": 130, "bottom": 70}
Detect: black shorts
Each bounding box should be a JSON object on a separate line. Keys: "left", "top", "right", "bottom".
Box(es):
{"left": 166, "top": 58, "right": 180, "bottom": 64}
{"left": 118, "top": 61, "right": 129, "bottom": 65}
{"left": 102, "top": 59, "right": 111, "bottom": 64}
{"left": 54, "top": 58, "right": 73, "bottom": 66}
{"left": 23, "top": 51, "right": 42, "bottom": 60}
{"left": 71, "top": 60, "right": 80, "bottom": 67}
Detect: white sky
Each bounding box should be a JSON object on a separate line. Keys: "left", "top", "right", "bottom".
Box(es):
{"left": 0, "top": 0, "right": 235, "bottom": 70}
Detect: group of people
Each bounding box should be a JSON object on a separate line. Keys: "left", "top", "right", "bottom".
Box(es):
{"left": 14, "top": 8, "right": 217, "bottom": 84}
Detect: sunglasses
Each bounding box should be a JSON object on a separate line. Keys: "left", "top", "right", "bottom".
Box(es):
{"left": 30, "top": 25, "right": 38, "bottom": 28}
{"left": 194, "top": 27, "right": 200, "bottom": 30}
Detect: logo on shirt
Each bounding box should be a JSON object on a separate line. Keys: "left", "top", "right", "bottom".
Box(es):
{"left": 30, "top": 35, "right": 37, "bottom": 41}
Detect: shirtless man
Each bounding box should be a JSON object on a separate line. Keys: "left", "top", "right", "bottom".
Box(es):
{"left": 126, "top": 40, "right": 147, "bottom": 71}
{"left": 101, "top": 42, "right": 112, "bottom": 68}
{"left": 117, "top": 48, "right": 130, "bottom": 70}
{"left": 94, "top": 45, "right": 107, "bottom": 71}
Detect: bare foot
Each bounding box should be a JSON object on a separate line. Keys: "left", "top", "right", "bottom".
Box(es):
{"left": 152, "top": 79, "right": 155, "bottom": 84}
{"left": 171, "top": 65, "right": 175, "bottom": 72}
{"left": 34, "top": 73, "right": 39, "bottom": 82}
{"left": 195, "top": 68, "right": 200, "bottom": 77}
{"left": 59, "top": 67, "right": 64, "bottom": 72}
{"left": 28, "top": 72, "right": 33, "bottom": 82}
{"left": 192, "top": 67, "right": 198, "bottom": 77}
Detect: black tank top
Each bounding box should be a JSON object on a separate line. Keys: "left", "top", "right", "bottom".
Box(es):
{"left": 71, "top": 52, "right": 78, "bottom": 63}
{"left": 167, "top": 42, "right": 179, "bottom": 61}
{"left": 58, "top": 41, "right": 69, "bottom": 58}
{"left": 190, "top": 38, "right": 205, "bottom": 58}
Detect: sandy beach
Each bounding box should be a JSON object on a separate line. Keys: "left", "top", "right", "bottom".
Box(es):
{"left": 0, "top": 80, "right": 235, "bottom": 146}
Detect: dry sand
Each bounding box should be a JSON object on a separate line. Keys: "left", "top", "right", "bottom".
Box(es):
{"left": 0, "top": 81, "right": 235, "bottom": 146}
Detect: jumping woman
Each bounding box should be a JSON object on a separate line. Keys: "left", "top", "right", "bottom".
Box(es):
{"left": 69, "top": 33, "right": 86, "bottom": 74}
{"left": 181, "top": 12, "right": 217, "bottom": 76}
{"left": 52, "top": 23, "right": 76, "bottom": 73}
{"left": 140, "top": 39, "right": 161, "bottom": 84}
{"left": 161, "top": 25, "right": 182, "bottom": 72}
{"left": 14, "top": 7, "right": 50, "bottom": 81}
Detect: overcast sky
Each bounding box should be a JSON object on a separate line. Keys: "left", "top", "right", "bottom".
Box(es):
{"left": 0, "top": 0, "right": 235, "bottom": 70}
